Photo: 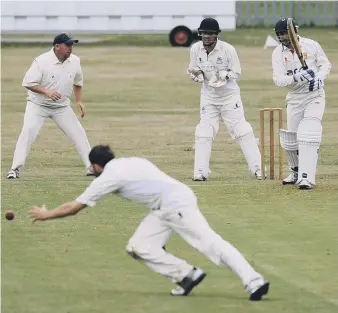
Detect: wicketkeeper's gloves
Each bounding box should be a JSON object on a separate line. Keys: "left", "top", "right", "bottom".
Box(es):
{"left": 208, "top": 70, "right": 237, "bottom": 88}
{"left": 187, "top": 67, "right": 204, "bottom": 83}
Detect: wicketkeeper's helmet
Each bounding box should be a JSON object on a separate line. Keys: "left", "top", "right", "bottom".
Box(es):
{"left": 198, "top": 18, "right": 221, "bottom": 35}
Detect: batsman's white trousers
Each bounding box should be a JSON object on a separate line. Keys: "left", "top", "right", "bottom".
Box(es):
{"left": 286, "top": 90, "right": 326, "bottom": 131}
{"left": 10, "top": 101, "right": 91, "bottom": 171}
{"left": 126, "top": 186, "right": 262, "bottom": 286}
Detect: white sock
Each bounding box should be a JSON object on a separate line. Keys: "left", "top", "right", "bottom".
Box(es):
{"left": 298, "top": 141, "right": 320, "bottom": 184}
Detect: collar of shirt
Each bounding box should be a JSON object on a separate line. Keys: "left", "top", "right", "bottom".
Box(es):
{"left": 199, "top": 40, "right": 221, "bottom": 52}
{"left": 49, "top": 48, "right": 71, "bottom": 64}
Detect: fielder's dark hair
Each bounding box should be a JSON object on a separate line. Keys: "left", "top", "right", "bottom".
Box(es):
{"left": 89, "top": 145, "right": 115, "bottom": 167}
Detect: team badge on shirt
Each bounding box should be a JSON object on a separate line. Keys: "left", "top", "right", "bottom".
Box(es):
{"left": 216, "top": 57, "right": 223, "bottom": 64}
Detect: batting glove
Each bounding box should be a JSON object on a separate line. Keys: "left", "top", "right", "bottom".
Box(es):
{"left": 187, "top": 67, "right": 204, "bottom": 83}
{"left": 293, "top": 68, "right": 315, "bottom": 82}
{"left": 308, "top": 76, "right": 324, "bottom": 91}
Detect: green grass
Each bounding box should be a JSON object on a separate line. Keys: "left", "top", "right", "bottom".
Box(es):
{"left": 2, "top": 29, "right": 338, "bottom": 313}
{"left": 2, "top": 28, "right": 338, "bottom": 49}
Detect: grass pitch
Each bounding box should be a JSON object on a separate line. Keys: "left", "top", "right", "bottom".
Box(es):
{"left": 2, "top": 29, "right": 338, "bottom": 313}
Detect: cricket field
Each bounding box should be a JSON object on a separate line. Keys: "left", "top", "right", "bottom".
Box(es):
{"left": 2, "top": 29, "right": 337, "bottom": 313}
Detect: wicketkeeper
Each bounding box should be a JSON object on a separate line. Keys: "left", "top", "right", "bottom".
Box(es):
{"left": 272, "top": 18, "right": 331, "bottom": 189}
{"left": 187, "top": 18, "right": 263, "bottom": 181}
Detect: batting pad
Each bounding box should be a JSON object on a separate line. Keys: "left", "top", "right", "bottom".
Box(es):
{"left": 297, "top": 117, "right": 322, "bottom": 144}
{"left": 280, "top": 129, "right": 299, "bottom": 168}
{"left": 279, "top": 129, "right": 298, "bottom": 150}
{"left": 297, "top": 117, "right": 322, "bottom": 185}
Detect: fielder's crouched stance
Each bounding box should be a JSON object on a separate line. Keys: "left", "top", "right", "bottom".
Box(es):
{"left": 188, "top": 18, "right": 263, "bottom": 181}
{"left": 272, "top": 18, "right": 331, "bottom": 190}
{"left": 29, "top": 145, "right": 269, "bottom": 301}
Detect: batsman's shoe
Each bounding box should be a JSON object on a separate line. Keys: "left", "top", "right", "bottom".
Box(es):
{"left": 298, "top": 179, "right": 312, "bottom": 190}
{"left": 245, "top": 278, "right": 270, "bottom": 301}
{"left": 282, "top": 167, "right": 298, "bottom": 185}
{"left": 6, "top": 169, "right": 19, "bottom": 179}
{"left": 170, "top": 267, "right": 206, "bottom": 296}
{"left": 192, "top": 174, "right": 207, "bottom": 181}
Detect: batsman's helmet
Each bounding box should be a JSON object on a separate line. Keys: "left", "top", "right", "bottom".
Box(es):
{"left": 274, "top": 17, "right": 298, "bottom": 36}
{"left": 198, "top": 18, "right": 221, "bottom": 34}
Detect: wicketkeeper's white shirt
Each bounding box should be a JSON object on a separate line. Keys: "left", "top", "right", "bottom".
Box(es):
{"left": 22, "top": 48, "right": 83, "bottom": 107}
{"left": 271, "top": 36, "right": 331, "bottom": 97}
{"left": 189, "top": 40, "right": 241, "bottom": 104}
{"left": 76, "top": 157, "right": 195, "bottom": 210}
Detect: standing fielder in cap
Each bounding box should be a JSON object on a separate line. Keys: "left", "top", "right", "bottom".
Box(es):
{"left": 272, "top": 18, "right": 331, "bottom": 189}
{"left": 6, "top": 33, "right": 94, "bottom": 179}
{"left": 29, "top": 144, "right": 270, "bottom": 300}
{"left": 187, "top": 18, "right": 263, "bottom": 181}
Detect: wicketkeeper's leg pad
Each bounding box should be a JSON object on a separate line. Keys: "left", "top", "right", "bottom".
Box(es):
{"left": 230, "top": 120, "right": 261, "bottom": 175}
{"left": 194, "top": 123, "right": 214, "bottom": 178}
{"left": 231, "top": 120, "right": 253, "bottom": 141}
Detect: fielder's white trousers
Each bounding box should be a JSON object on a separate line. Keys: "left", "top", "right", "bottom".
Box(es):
{"left": 126, "top": 187, "right": 262, "bottom": 286}
{"left": 10, "top": 101, "right": 91, "bottom": 171}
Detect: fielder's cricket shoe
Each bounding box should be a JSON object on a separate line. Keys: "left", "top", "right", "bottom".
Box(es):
{"left": 255, "top": 167, "right": 267, "bottom": 180}
{"left": 86, "top": 166, "right": 95, "bottom": 177}
{"left": 245, "top": 278, "right": 270, "bottom": 301}
{"left": 282, "top": 167, "right": 298, "bottom": 185}
{"left": 192, "top": 174, "right": 207, "bottom": 181}
{"left": 170, "top": 267, "right": 206, "bottom": 296}
{"left": 298, "top": 179, "right": 312, "bottom": 190}
{"left": 6, "top": 169, "right": 19, "bottom": 179}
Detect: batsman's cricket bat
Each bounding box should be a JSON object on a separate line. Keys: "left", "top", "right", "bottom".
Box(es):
{"left": 287, "top": 18, "right": 308, "bottom": 69}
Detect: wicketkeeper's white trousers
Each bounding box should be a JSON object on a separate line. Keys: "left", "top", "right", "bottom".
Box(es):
{"left": 10, "top": 101, "right": 91, "bottom": 171}
{"left": 126, "top": 186, "right": 262, "bottom": 286}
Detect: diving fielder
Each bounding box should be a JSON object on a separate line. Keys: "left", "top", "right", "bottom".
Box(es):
{"left": 29, "top": 145, "right": 270, "bottom": 300}
{"left": 7, "top": 33, "right": 93, "bottom": 179}
{"left": 187, "top": 18, "right": 263, "bottom": 181}
{"left": 272, "top": 18, "right": 331, "bottom": 189}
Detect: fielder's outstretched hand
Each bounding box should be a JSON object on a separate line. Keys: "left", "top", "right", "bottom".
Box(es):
{"left": 29, "top": 205, "right": 49, "bottom": 223}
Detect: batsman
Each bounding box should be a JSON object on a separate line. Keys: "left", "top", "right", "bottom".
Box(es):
{"left": 187, "top": 18, "right": 263, "bottom": 181}
{"left": 272, "top": 18, "right": 331, "bottom": 190}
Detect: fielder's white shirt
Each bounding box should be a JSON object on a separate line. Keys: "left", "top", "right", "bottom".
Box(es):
{"left": 76, "top": 157, "right": 193, "bottom": 210}
{"left": 272, "top": 36, "right": 331, "bottom": 98}
{"left": 189, "top": 40, "right": 241, "bottom": 104}
{"left": 22, "top": 49, "right": 83, "bottom": 107}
